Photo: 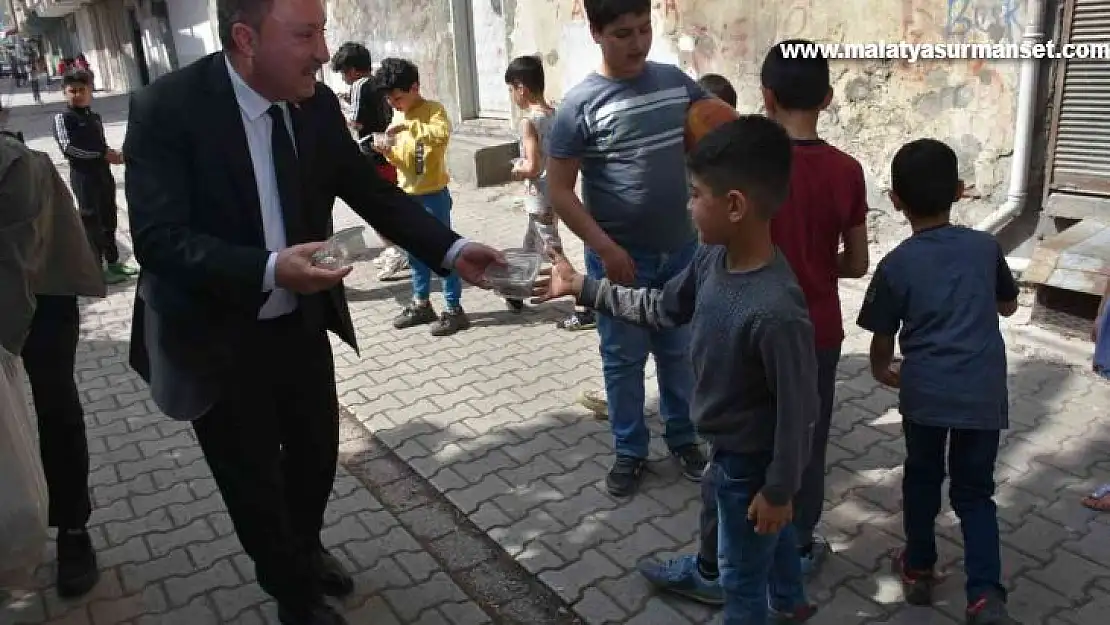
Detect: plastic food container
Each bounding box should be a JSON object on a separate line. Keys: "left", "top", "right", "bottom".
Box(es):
{"left": 313, "top": 226, "right": 370, "bottom": 270}
{"left": 484, "top": 250, "right": 542, "bottom": 298}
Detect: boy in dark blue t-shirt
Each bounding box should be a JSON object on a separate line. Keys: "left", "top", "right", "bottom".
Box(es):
{"left": 857, "top": 139, "right": 1019, "bottom": 625}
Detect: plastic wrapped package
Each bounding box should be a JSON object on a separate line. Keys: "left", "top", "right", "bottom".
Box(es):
{"left": 0, "top": 348, "right": 47, "bottom": 588}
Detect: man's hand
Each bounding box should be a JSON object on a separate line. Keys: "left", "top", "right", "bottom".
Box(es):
{"left": 385, "top": 123, "right": 407, "bottom": 137}
{"left": 599, "top": 244, "right": 636, "bottom": 285}
{"left": 748, "top": 493, "right": 792, "bottom": 535}
{"left": 275, "top": 242, "right": 352, "bottom": 294}
{"left": 106, "top": 149, "right": 124, "bottom": 165}
{"left": 533, "top": 249, "right": 584, "bottom": 301}
{"left": 453, "top": 242, "right": 506, "bottom": 288}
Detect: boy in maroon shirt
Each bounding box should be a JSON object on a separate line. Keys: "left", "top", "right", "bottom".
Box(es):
{"left": 637, "top": 42, "right": 869, "bottom": 605}
{"left": 763, "top": 38, "right": 870, "bottom": 573}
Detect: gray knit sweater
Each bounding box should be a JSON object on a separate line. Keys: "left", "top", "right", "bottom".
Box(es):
{"left": 579, "top": 245, "right": 819, "bottom": 505}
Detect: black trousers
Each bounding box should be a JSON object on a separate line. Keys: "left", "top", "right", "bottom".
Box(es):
{"left": 21, "top": 295, "right": 92, "bottom": 530}
{"left": 70, "top": 167, "right": 119, "bottom": 265}
{"left": 192, "top": 311, "right": 339, "bottom": 609}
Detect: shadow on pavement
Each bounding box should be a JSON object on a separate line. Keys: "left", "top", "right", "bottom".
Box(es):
{"left": 340, "top": 348, "right": 1110, "bottom": 624}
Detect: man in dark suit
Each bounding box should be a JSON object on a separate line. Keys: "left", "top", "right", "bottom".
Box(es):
{"left": 123, "top": 1, "right": 503, "bottom": 624}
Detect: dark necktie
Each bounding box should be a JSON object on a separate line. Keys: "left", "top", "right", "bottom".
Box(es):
{"left": 267, "top": 104, "right": 302, "bottom": 244}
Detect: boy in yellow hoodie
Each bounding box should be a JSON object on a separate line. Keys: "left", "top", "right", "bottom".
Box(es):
{"left": 373, "top": 58, "right": 467, "bottom": 336}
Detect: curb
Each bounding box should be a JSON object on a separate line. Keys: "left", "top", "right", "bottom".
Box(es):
{"left": 337, "top": 406, "right": 585, "bottom": 625}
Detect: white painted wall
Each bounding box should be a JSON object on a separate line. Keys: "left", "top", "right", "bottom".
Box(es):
{"left": 167, "top": 0, "right": 218, "bottom": 68}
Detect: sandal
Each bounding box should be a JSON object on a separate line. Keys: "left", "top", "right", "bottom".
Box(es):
{"left": 1081, "top": 484, "right": 1110, "bottom": 512}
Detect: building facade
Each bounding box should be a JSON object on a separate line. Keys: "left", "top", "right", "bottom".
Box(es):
{"left": 7, "top": 0, "right": 1110, "bottom": 253}
{"left": 320, "top": 0, "right": 1110, "bottom": 249}
{"left": 11, "top": 0, "right": 180, "bottom": 91}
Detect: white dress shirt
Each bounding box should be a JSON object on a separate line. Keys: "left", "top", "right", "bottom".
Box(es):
{"left": 224, "top": 57, "right": 471, "bottom": 321}
{"left": 226, "top": 56, "right": 298, "bottom": 319}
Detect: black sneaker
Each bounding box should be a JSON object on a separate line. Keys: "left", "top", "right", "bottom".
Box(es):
{"left": 773, "top": 604, "right": 819, "bottom": 623}
{"left": 430, "top": 307, "right": 470, "bottom": 336}
{"left": 556, "top": 310, "right": 596, "bottom": 331}
{"left": 966, "top": 591, "right": 1019, "bottom": 625}
{"left": 672, "top": 444, "right": 708, "bottom": 482}
{"left": 893, "top": 550, "right": 939, "bottom": 606}
{"left": 505, "top": 298, "right": 525, "bottom": 312}
{"left": 56, "top": 529, "right": 99, "bottom": 598}
{"left": 393, "top": 303, "right": 437, "bottom": 329}
{"left": 606, "top": 455, "right": 647, "bottom": 497}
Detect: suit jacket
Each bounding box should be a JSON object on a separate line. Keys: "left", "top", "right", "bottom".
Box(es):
{"left": 123, "top": 52, "right": 460, "bottom": 421}
{"left": 0, "top": 134, "right": 105, "bottom": 356}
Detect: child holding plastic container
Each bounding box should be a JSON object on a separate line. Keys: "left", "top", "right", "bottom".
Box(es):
{"left": 373, "top": 57, "right": 468, "bottom": 337}
{"left": 504, "top": 55, "right": 562, "bottom": 311}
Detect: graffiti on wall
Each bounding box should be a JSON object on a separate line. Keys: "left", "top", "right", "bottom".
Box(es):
{"left": 779, "top": 0, "right": 814, "bottom": 40}
{"left": 945, "top": 0, "right": 1022, "bottom": 44}
{"left": 570, "top": 0, "right": 584, "bottom": 22}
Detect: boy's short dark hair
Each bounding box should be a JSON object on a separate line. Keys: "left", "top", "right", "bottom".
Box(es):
{"left": 62, "top": 68, "right": 93, "bottom": 87}
{"left": 892, "top": 138, "right": 960, "bottom": 218}
{"left": 697, "top": 74, "right": 737, "bottom": 108}
{"left": 331, "top": 42, "right": 372, "bottom": 73}
{"left": 761, "top": 39, "right": 830, "bottom": 110}
{"left": 584, "top": 0, "right": 650, "bottom": 31}
{"left": 374, "top": 58, "right": 420, "bottom": 92}
{"left": 504, "top": 55, "right": 545, "bottom": 93}
{"left": 687, "top": 115, "right": 793, "bottom": 219}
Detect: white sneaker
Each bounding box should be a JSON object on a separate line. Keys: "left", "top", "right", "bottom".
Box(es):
{"left": 377, "top": 249, "right": 409, "bottom": 280}
{"left": 372, "top": 247, "right": 397, "bottom": 267}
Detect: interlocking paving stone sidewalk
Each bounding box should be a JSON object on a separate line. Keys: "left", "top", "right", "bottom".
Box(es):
{"left": 3, "top": 93, "right": 1110, "bottom": 624}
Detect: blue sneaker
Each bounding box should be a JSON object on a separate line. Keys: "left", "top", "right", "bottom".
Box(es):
{"left": 799, "top": 535, "right": 828, "bottom": 578}
{"left": 637, "top": 554, "right": 724, "bottom": 606}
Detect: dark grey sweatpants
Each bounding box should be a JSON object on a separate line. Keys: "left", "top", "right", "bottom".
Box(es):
{"left": 699, "top": 346, "right": 842, "bottom": 564}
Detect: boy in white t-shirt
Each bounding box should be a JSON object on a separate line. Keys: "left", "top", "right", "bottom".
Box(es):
{"left": 504, "top": 55, "right": 563, "bottom": 311}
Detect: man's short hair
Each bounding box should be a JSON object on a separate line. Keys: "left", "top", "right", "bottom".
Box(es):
{"left": 584, "top": 0, "right": 650, "bottom": 32}
{"left": 697, "top": 74, "right": 737, "bottom": 108}
{"left": 760, "top": 38, "right": 831, "bottom": 111}
{"left": 504, "top": 55, "right": 545, "bottom": 93}
{"left": 892, "top": 139, "right": 960, "bottom": 218}
{"left": 62, "top": 68, "right": 93, "bottom": 87}
{"left": 331, "top": 42, "right": 372, "bottom": 73}
{"left": 374, "top": 58, "right": 420, "bottom": 92}
{"left": 686, "top": 115, "right": 793, "bottom": 220}
{"left": 217, "top": 0, "right": 273, "bottom": 50}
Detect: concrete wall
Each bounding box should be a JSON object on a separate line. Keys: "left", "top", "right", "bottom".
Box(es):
{"left": 323, "top": 0, "right": 464, "bottom": 122}
{"left": 505, "top": 0, "right": 1038, "bottom": 248}
{"left": 314, "top": 0, "right": 1047, "bottom": 247}
{"left": 167, "top": 0, "right": 219, "bottom": 68}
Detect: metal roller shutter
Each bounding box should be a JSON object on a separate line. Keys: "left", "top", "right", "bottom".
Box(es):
{"left": 1046, "top": 0, "right": 1110, "bottom": 217}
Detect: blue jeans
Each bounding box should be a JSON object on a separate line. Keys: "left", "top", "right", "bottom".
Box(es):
{"left": 699, "top": 346, "right": 842, "bottom": 560}
{"left": 902, "top": 420, "right": 1003, "bottom": 603}
{"left": 714, "top": 450, "right": 807, "bottom": 624}
{"left": 408, "top": 189, "right": 461, "bottom": 310}
{"left": 585, "top": 242, "right": 697, "bottom": 459}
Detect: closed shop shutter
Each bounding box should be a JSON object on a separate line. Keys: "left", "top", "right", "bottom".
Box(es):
{"left": 1045, "top": 0, "right": 1110, "bottom": 218}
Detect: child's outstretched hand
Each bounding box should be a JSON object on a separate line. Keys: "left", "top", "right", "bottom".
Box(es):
{"left": 533, "top": 249, "right": 584, "bottom": 302}
{"left": 748, "top": 492, "right": 792, "bottom": 535}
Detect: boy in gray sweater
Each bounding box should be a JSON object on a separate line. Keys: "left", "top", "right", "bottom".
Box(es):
{"left": 535, "top": 115, "right": 819, "bottom": 623}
